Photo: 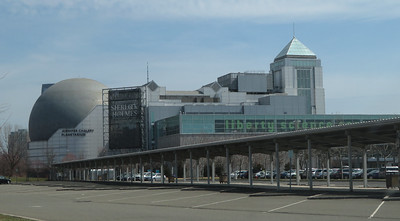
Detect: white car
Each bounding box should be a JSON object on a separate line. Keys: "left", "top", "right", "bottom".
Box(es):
{"left": 152, "top": 173, "right": 167, "bottom": 181}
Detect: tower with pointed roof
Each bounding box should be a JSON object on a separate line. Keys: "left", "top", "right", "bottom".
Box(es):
{"left": 269, "top": 37, "right": 325, "bottom": 114}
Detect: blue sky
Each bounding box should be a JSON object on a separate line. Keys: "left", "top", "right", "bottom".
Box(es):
{"left": 1, "top": 0, "right": 400, "bottom": 128}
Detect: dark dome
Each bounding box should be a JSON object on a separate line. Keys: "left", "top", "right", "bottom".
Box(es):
{"left": 29, "top": 78, "right": 106, "bottom": 141}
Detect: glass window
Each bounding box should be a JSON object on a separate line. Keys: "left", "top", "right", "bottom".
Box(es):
{"left": 297, "top": 69, "right": 311, "bottom": 88}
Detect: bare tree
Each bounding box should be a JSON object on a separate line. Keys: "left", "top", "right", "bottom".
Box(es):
{"left": 0, "top": 124, "right": 28, "bottom": 177}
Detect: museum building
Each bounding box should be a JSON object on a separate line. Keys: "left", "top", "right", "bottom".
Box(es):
{"left": 28, "top": 37, "right": 398, "bottom": 166}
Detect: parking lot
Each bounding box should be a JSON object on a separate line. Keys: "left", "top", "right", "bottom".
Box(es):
{"left": 0, "top": 182, "right": 399, "bottom": 221}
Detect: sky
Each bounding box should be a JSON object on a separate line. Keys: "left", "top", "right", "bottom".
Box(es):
{"left": 1, "top": 0, "right": 400, "bottom": 128}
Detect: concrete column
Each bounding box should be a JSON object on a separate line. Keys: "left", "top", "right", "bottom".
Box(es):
{"left": 275, "top": 142, "right": 280, "bottom": 190}
{"left": 226, "top": 146, "right": 231, "bottom": 185}
{"left": 106, "top": 161, "right": 110, "bottom": 181}
{"left": 308, "top": 138, "right": 313, "bottom": 190}
{"left": 249, "top": 145, "right": 253, "bottom": 186}
{"left": 363, "top": 148, "right": 367, "bottom": 188}
{"left": 130, "top": 158, "right": 133, "bottom": 183}
{"left": 87, "top": 162, "right": 91, "bottom": 181}
{"left": 327, "top": 151, "right": 331, "bottom": 187}
{"left": 183, "top": 162, "right": 187, "bottom": 182}
{"left": 196, "top": 160, "right": 200, "bottom": 182}
{"left": 270, "top": 154, "right": 274, "bottom": 184}
{"left": 113, "top": 159, "right": 116, "bottom": 181}
{"left": 119, "top": 159, "right": 123, "bottom": 182}
{"left": 140, "top": 157, "right": 143, "bottom": 184}
{"left": 83, "top": 163, "right": 86, "bottom": 181}
{"left": 190, "top": 151, "right": 193, "bottom": 184}
{"left": 69, "top": 166, "right": 72, "bottom": 181}
{"left": 212, "top": 158, "right": 215, "bottom": 183}
{"left": 296, "top": 152, "right": 300, "bottom": 185}
{"left": 161, "top": 154, "right": 165, "bottom": 184}
{"left": 347, "top": 132, "right": 353, "bottom": 192}
{"left": 150, "top": 156, "right": 153, "bottom": 184}
{"left": 95, "top": 161, "right": 98, "bottom": 181}
{"left": 207, "top": 149, "right": 210, "bottom": 185}
{"left": 101, "top": 162, "right": 104, "bottom": 181}
{"left": 174, "top": 152, "right": 178, "bottom": 184}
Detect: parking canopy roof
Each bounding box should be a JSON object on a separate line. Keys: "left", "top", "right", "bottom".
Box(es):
{"left": 54, "top": 117, "right": 400, "bottom": 165}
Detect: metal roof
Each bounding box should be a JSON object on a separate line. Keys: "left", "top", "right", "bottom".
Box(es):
{"left": 274, "top": 37, "right": 316, "bottom": 61}
{"left": 54, "top": 117, "right": 400, "bottom": 165}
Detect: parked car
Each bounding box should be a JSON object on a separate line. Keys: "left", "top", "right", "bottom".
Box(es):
{"left": 143, "top": 172, "right": 152, "bottom": 181}
{"left": 134, "top": 172, "right": 152, "bottom": 181}
{"left": 0, "top": 176, "right": 11, "bottom": 184}
{"left": 254, "top": 171, "right": 266, "bottom": 179}
{"left": 152, "top": 173, "right": 166, "bottom": 181}
{"left": 367, "top": 169, "right": 381, "bottom": 179}
{"left": 285, "top": 170, "right": 296, "bottom": 179}
{"left": 238, "top": 170, "right": 249, "bottom": 179}
{"left": 352, "top": 169, "right": 363, "bottom": 179}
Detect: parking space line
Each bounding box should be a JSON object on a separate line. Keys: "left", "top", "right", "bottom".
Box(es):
{"left": 268, "top": 200, "right": 308, "bottom": 212}
{"left": 76, "top": 189, "right": 142, "bottom": 200}
{"left": 108, "top": 190, "right": 182, "bottom": 202}
{"left": 192, "top": 196, "right": 248, "bottom": 208}
{"left": 368, "top": 197, "right": 387, "bottom": 219}
{"left": 152, "top": 192, "right": 219, "bottom": 203}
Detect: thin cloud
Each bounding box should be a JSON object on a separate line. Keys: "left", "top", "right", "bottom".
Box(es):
{"left": 3, "top": 0, "right": 400, "bottom": 22}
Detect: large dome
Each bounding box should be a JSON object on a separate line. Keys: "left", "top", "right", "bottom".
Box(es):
{"left": 29, "top": 78, "right": 106, "bottom": 141}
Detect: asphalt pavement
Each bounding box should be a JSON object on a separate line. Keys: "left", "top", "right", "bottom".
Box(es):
{"left": 0, "top": 181, "right": 399, "bottom": 221}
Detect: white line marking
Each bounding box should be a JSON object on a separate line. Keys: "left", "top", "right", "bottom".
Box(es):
{"left": 308, "top": 193, "right": 325, "bottom": 198}
{"left": 152, "top": 192, "right": 219, "bottom": 203}
{"left": 108, "top": 190, "right": 182, "bottom": 202}
{"left": 1, "top": 212, "right": 45, "bottom": 221}
{"left": 76, "top": 190, "right": 141, "bottom": 200}
{"left": 192, "top": 196, "right": 248, "bottom": 208}
{"left": 369, "top": 200, "right": 386, "bottom": 219}
{"left": 268, "top": 200, "right": 308, "bottom": 212}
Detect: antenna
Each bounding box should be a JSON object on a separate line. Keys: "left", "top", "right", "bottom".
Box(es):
{"left": 146, "top": 62, "right": 149, "bottom": 83}
{"left": 293, "top": 22, "right": 295, "bottom": 38}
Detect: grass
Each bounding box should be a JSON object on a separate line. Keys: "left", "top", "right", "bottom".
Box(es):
{"left": 0, "top": 214, "right": 35, "bottom": 221}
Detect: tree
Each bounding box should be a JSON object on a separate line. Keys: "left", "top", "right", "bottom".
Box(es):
{"left": 0, "top": 124, "right": 29, "bottom": 177}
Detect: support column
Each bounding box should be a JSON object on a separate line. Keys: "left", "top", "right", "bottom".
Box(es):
{"left": 308, "top": 138, "right": 313, "bottom": 190}
{"left": 212, "top": 158, "right": 215, "bottom": 183}
{"left": 130, "top": 158, "right": 133, "bottom": 183}
{"left": 207, "top": 149, "right": 210, "bottom": 185}
{"left": 113, "top": 159, "right": 116, "bottom": 181}
{"left": 226, "top": 146, "right": 231, "bottom": 185}
{"left": 196, "top": 160, "right": 200, "bottom": 182}
{"left": 101, "top": 162, "right": 104, "bottom": 181}
{"left": 190, "top": 151, "right": 193, "bottom": 184}
{"left": 363, "top": 147, "right": 367, "bottom": 188}
{"left": 296, "top": 152, "right": 300, "bottom": 185}
{"left": 119, "top": 159, "right": 123, "bottom": 182}
{"left": 106, "top": 161, "right": 109, "bottom": 181}
{"left": 275, "top": 142, "right": 280, "bottom": 190}
{"left": 161, "top": 154, "right": 165, "bottom": 184}
{"left": 327, "top": 151, "right": 331, "bottom": 187}
{"left": 347, "top": 132, "right": 353, "bottom": 192}
{"left": 183, "top": 162, "right": 187, "bottom": 182}
{"left": 249, "top": 145, "right": 253, "bottom": 186}
{"left": 95, "top": 161, "right": 98, "bottom": 181}
{"left": 270, "top": 154, "right": 274, "bottom": 184}
{"left": 140, "top": 157, "right": 143, "bottom": 184}
{"left": 83, "top": 162, "right": 86, "bottom": 181}
{"left": 150, "top": 156, "right": 153, "bottom": 184}
{"left": 174, "top": 151, "right": 178, "bottom": 184}
{"left": 88, "top": 162, "right": 91, "bottom": 181}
